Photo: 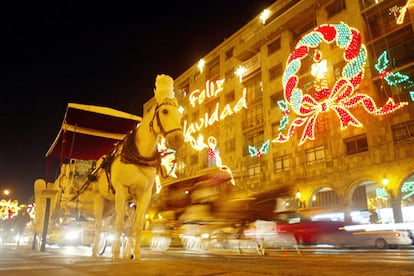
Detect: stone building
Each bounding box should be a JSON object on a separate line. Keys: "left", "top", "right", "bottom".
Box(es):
{"left": 147, "top": 0, "right": 414, "bottom": 224}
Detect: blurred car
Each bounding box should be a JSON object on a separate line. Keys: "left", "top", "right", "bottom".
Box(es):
{"left": 275, "top": 220, "right": 347, "bottom": 245}
{"left": 47, "top": 222, "right": 82, "bottom": 246}
{"left": 320, "top": 229, "right": 412, "bottom": 249}
{"left": 243, "top": 220, "right": 298, "bottom": 249}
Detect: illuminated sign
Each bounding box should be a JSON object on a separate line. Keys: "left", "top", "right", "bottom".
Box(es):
{"left": 183, "top": 87, "right": 246, "bottom": 141}
{"left": 189, "top": 79, "right": 224, "bottom": 107}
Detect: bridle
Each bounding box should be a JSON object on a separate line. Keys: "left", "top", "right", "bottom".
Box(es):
{"left": 149, "top": 99, "right": 183, "bottom": 137}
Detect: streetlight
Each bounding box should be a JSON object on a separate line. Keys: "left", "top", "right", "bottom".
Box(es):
{"left": 381, "top": 176, "right": 389, "bottom": 187}
{"left": 381, "top": 176, "right": 393, "bottom": 209}
{"left": 296, "top": 190, "right": 305, "bottom": 208}
{"left": 3, "top": 189, "right": 11, "bottom": 198}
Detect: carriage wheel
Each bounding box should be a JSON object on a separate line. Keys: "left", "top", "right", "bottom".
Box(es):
{"left": 97, "top": 232, "right": 108, "bottom": 256}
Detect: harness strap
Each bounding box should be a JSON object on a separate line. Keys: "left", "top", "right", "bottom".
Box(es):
{"left": 121, "top": 127, "right": 161, "bottom": 167}
{"left": 105, "top": 168, "right": 115, "bottom": 194}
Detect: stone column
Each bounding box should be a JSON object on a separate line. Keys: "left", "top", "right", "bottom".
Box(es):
{"left": 390, "top": 197, "right": 403, "bottom": 223}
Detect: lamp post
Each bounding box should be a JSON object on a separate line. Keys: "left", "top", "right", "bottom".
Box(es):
{"left": 381, "top": 176, "right": 403, "bottom": 223}
{"left": 296, "top": 190, "right": 304, "bottom": 209}
{"left": 381, "top": 176, "right": 390, "bottom": 208}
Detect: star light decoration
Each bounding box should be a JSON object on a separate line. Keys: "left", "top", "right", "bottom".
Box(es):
{"left": 259, "top": 9, "right": 271, "bottom": 25}
{"left": 235, "top": 65, "right": 247, "bottom": 82}
{"left": 273, "top": 22, "right": 408, "bottom": 146}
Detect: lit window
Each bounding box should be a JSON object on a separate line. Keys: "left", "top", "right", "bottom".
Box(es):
{"left": 305, "top": 146, "right": 325, "bottom": 165}
{"left": 273, "top": 155, "right": 290, "bottom": 173}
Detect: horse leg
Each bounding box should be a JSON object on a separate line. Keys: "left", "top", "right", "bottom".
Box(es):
{"left": 133, "top": 189, "right": 152, "bottom": 260}
{"left": 112, "top": 186, "right": 128, "bottom": 259}
{"left": 92, "top": 194, "right": 104, "bottom": 257}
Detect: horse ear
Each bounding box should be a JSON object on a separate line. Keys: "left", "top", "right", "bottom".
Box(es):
{"left": 154, "top": 74, "right": 175, "bottom": 103}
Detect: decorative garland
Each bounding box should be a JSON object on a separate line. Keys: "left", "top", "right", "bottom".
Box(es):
{"left": 273, "top": 22, "right": 408, "bottom": 146}
{"left": 248, "top": 140, "right": 270, "bottom": 158}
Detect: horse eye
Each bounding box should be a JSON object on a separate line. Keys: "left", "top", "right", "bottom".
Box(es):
{"left": 162, "top": 109, "right": 168, "bottom": 115}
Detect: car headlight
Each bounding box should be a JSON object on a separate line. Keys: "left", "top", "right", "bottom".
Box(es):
{"left": 65, "top": 231, "right": 80, "bottom": 240}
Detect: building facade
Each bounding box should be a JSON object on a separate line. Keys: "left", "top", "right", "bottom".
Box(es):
{"left": 149, "top": 0, "right": 414, "bottom": 225}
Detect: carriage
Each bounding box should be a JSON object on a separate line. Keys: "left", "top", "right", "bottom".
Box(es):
{"left": 33, "top": 102, "right": 142, "bottom": 253}
{"left": 34, "top": 74, "right": 184, "bottom": 260}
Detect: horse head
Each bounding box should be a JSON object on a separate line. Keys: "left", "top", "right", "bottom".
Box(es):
{"left": 151, "top": 74, "right": 184, "bottom": 150}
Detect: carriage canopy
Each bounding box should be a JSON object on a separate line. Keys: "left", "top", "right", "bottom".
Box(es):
{"left": 46, "top": 103, "right": 142, "bottom": 161}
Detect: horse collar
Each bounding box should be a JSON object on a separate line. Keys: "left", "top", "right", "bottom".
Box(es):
{"left": 120, "top": 127, "right": 161, "bottom": 167}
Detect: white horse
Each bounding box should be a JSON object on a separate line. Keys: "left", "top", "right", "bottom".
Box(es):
{"left": 91, "top": 74, "right": 183, "bottom": 259}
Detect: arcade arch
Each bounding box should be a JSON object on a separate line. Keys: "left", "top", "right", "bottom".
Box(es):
{"left": 302, "top": 173, "right": 414, "bottom": 224}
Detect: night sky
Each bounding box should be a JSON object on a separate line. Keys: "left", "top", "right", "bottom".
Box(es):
{"left": 0, "top": 1, "right": 272, "bottom": 203}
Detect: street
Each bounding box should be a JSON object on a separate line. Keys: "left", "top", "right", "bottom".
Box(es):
{"left": 1, "top": 243, "right": 414, "bottom": 275}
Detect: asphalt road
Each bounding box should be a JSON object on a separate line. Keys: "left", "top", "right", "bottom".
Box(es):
{"left": 1, "top": 243, "right": 414, "bottom": 275}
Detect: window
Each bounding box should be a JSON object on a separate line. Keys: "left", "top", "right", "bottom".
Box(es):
{"left": 225, "top": 138, "right": 236, "bottom": 152}
{"left": 207, "top": 100, "right": 218, "bottom": 115}
{"left": 273, "top": 155, "right": 290, "bottom": 173}
{"left": 225, "top": 68, "right": 234, "bottom": 81}
{"left": 333, "top": 61, "right": 346, "bottom": 80}
{"left": 326, "top": 0, "right": 346, "bottom": 19}
{"left": 193, "top": 72, "right": 201, "bottom": 82}
{"left": 305, "top": 146, "right": 325, "bottom": 165}
{"left": 177, "top": 80, "right": 190, "bottom": 98}
{"left": 244, "top": 74, "right": 262, "bottom": 104}
{"left": 312, "top": 188, "right": 340, "bottom": 207}
{"left": 271, "top": 122, "right": 280, "bottom": 137}
{"left": 225, "top": 90, "right": 235, "bottom": 104}
{"left": 344, "top": 134, "right": 368, "bottom": 155}
{"left": 292, "top": 19, "right": 316, "bottom": 42}
{"left": 244, "top": 130, "right": 265, "bottom": 156}
{"left": 191, "top": 111, "right": 199, "bottom": 123}
{"left": 359, "top": 0, "right": 377, "bottom": 10}
{"left": 207, "top": 56, "right": 220, "bottom": 80}
{"left": 245, "top": 104, "right": 264, "bottom": 128}
{"left": 270, "top": 91, "right": 283, "bottom": 109}
{"left": 248, "top": 163, "right": 261, "bottom": 178}
{"left": 225, "top": 47, "right": 234, "bottom": 60}
{"left": 392, "top": 120, "right": 414, "bottom": 143}
{"left": 267, "top": 38, "right": 281, "bottom": 56}
{"left": 363, "top": 3, "right": 403, "bottom": 41}
{"left": 190, "top": 153, "right": 199, "bottom": 165}
{"left": 269, "top": 63, "right": 283, "bottom": 81}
